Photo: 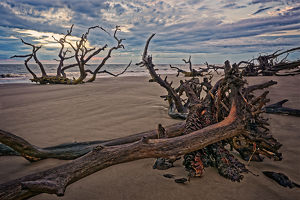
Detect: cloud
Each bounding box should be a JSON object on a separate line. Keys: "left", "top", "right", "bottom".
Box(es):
{"left": 0, "top": 0, "right": 300, "bottom": 64}
{"left": 250, "top": 0, "right": 300, "bottom": 4}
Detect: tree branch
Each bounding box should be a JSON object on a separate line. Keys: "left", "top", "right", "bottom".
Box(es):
{"left": 87, "top": 26, "right": 126, "bottom": 82}
{"left": 139, "top": 34, "right": 187, "bottom": 113}
{"left": 98, "top": 61, "right": 132, "bottom": 77}
{"left": 0, "top": 122, "right": 185, "bottom": 160}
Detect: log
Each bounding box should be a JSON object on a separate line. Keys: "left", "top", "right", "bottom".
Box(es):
{"left": 0, "top": 122, "right": 185, "bottom": 161}
{"left": 243, "top": 80, "right": 277, "bottom": 95}
{"left": 0, "top": 98, "right": 243, "bottom": 200}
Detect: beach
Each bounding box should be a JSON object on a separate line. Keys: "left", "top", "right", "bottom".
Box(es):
{"left": 0, "top": 75, "right": 300, "bottom": 200}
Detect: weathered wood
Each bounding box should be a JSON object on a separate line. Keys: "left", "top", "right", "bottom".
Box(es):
{"left": 1, "top": 33, "right": 289, "bottom": 200}
{"left": 243, "top": 80, "right": 277, "bottom": 95}
{"left": 138, "top": 34, "right": 187, "bottom": 113}
{"left": 10, "top": 41, "right": 44, "bottom": 79}
{"left": 0, "top": 122, "right": 185, "bottom": 161}
{"left": 87, "top": 26, "right": 126, "bottom": 82}
{"left": 85, "top": 61, "right": 132, "bottom": 77}
{"left": 169, "top": 56, "right": 214, "bottom": 77}
{"left": 0, "top": 98, "right": 243, "bottom": 200}
{"left": 52, "top": 25, "right": 74, "bottom": 77}
{"left": 239, "top": 47, "right": 300, "bottom": 76}
{"left": 11, "top": 25, "right": 129, "bottom": 84}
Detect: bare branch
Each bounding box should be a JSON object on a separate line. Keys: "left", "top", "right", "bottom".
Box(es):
{"left": 98, "top": 61, "right": 132, "bottom": 77}
{"left": 10, "top": 54, "right": 33, "bottom": 58}
{"left": 142, "top": 34, "right": 156, "bottom": 61}
{"left": 13, "top": 39, "right": 47, "bottom": 77}
{"left": 84, "top": 45, "right": 107, "bottom": 63}
{"left": 0, "top": 121, "right": 185, "bottom": 161}
{"left": 140, "top": 34, "right": 187, "bottom": 113}
{"left": 182, "top": 56, "right": 192, "bottom": 72}
{"left": 86, "top": 26, "right": 127, "bottom": 82}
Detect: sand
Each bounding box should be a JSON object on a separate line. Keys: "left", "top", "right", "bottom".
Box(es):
{"left": 0, "top": 75, "right": 300, "bottom": 200}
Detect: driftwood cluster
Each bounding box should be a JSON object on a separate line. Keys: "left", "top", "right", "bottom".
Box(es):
{"left": 239, "top": 48, "right": 300, "bottom": 76}
{"left": 168, "top": 47, "right": 300, "bottom": 78}
{"left": 138, "top": 34, "right": 284, "bottom": 179}
{"left": 1, "top": 33, "right": 300, "bottom": 199}
{"left": 11, "top": 25, "right": 131, "bottom": 84}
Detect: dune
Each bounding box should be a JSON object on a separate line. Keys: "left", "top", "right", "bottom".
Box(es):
{"left": 0, "top": 75, "right": 299, "bottom": 200}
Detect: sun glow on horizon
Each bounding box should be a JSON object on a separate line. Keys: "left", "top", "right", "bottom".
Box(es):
{"left": 13, "top": 28, "right": 93, "bottom": 49}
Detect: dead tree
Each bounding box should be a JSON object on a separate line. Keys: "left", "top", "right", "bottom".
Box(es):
{"left": 0, "top": 34, "right": 287, "bottom": 200}
{"left": 11, "top": 25, "right": 131, "bottom": 84}
{"left": 140, "top": 35, "right": 283, "bottom": 177}
{"left": 239, "top": 47, "right": 300, "bottom": 76}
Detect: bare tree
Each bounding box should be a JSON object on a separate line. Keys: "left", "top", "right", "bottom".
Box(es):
{"left": 11, "top": 25, "right": 131, "bottom": 84}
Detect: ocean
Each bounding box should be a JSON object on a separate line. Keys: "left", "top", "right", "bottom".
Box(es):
{"left": 0, "top": 63, "right": 201, "bottom": 84}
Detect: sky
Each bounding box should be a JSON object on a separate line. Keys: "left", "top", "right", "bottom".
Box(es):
{"left": 0, "top": 0, "right": 300, "bottom": 64}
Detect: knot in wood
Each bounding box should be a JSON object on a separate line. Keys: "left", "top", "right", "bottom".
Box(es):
{"left": 93, "top": 145, "right": 104, "bottom": 152}
{"left": 141, "top": 136, "right": 149, "bottom": 143}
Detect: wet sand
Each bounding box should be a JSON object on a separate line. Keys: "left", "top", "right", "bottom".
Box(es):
{"left": 0, "top": 75, "right": 299, "bottom": 200}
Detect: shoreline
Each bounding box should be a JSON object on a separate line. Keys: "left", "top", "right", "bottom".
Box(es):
{"left": 0, "top": 75, "right": 300, "bottom": 199}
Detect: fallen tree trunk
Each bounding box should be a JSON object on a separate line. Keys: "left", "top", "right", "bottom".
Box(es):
{"left": 0, "top": 98, "right": 243, "bottom": 200}
{"left": 0, "top": 122, "right": 185, "bottom": 161}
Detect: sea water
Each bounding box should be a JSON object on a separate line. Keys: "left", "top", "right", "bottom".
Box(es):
{"left": 0, "top": 63, "right": 203, "bottom": 84}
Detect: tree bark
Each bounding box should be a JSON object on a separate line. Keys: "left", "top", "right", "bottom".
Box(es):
{"left": 139, "top": 34, "right": 187, "bottom": 113}
{"left": 0, "top": 122, "right": 185, "bottom": 161}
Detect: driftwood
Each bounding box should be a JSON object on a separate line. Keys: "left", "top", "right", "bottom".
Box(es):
{"left": 11, "top": 25, "right": 131, "bottom": 84}
{"left": 0, "top": 96, "right": 243, "bottom": 199}
{"left": 0, "top": 34, "right": 293, "bottom": 200}
{"left": 1, "top": 39, "right": 249, "bottom": 198}
{"left": 140, "top": 35, "right": 282, "bottom": 179}
{"left": 137, "top": 35, "right": 217, "bottom": 119}
{"left": 239, "top": 47, "right": 300, "bottom": 76}
{"left": 137, "top": 34, "right": 187, "bottom": 114}
{"left": 169, "top": 56, "right": 219, "bottom": 77}
{"left": 0, "top": 122, "right": 185, "bottom": 161}
{"left": 169, "top": 47, "right": 300, "bottom": 78}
